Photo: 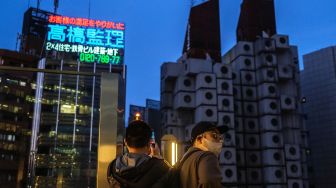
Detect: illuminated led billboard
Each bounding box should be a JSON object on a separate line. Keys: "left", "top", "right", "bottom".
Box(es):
{"left": 45, "top": 15, "right": 125, "bottom": 65}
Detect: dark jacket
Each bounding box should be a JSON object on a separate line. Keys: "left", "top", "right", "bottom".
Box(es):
{"left": 108, "top": 153, "right": 170, "bottom": 188}
{"left": 180, "top": 147, "right": 222, "bottom": 188}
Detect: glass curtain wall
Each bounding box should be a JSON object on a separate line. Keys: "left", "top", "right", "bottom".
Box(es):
{"left": 32, "top": 56, "right": 102, "bottom": 187}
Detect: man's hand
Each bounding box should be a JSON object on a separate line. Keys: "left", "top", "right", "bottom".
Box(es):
{"left": 149, "top": 143, "right": 163, "bottom": 159}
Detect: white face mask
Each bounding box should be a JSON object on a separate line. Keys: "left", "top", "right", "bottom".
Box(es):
{"left": 203, "top": 138, "right": 223, "bottom": 156}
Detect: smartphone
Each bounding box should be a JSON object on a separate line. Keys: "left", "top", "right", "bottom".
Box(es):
{"left": 150, "top": 130, "right": 155, "bottom": 148}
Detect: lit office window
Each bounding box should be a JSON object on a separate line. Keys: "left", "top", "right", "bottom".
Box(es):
{"left": 19, "top": 81, "right": 26, "bottom": 86}
{"left": 61, "top": 104, "right": 76, "bottom": 114}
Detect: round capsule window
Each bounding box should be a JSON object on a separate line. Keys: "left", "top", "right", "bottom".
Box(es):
{"left": 223, "top": 116, "right": 231, "bottom": 124}
{"left": 279, "top": 37, "right": 287, "bottom": 44}
{"left": 293, "top": 182, "right": 300, "bottom": 188}
{"left": 184, "top": 95, "right": 191, "bottom": 103}
{"left": 291, "top": 164, "right": 298, "bottom": 173}
{"left": 223, "top": 99, "right": 230, "bottom": 107}
{"left": 272, "top": 135, "right": 280, "bottom": 143}
{"left": 225, "top": 133, "right": 231, "bottom": 142}
{"left": 248, "top": 121, "right": 256, "bottom": 129}
{"left": 273, "top": 152, "right": 281, "bottom": 161}
{"left": 285, "top": 98, "right": 292, "bottom": 105}
{"left": 266, "top": 55, "right": 273, "bottom": 62}
{"left": 268, "top": 85, "right": 276, "bottom": 94}
{"left": 247, "top": 105, "right": 254, "bottom": 113}
{"left": 225, "top": 169, "right": 233, "bottom": 177}
{"left": 275, "top": 170, "right": 283, "bottom": 178}
{"left": 249, "top": 137, "right": 257, "bottom": 146}
{"left": 224, "top": 151, "right": 232, "bottom": 160}
{"left": 270, "top": 102, "right": 277, "bottom": 109}
{"left": 246, "top": 89, "right": 254, "bottom": 97}
{"left": 250, "top": 154, "right": 258, "bottom": 162}
{"left": 205, "top": 109, "right": 213, "bottom": 117}
{"left": 271, "top": 118, "right": 278, "bottom": 127}
{"left": 222, "top": 82, "right": 229, "bottom": 90}
{"left": 267, "top": 70, "right": 274, "bottom": 78}
{"left": 183, "top": 79, "right": 191, "bottom": 87}
{"left": 245, "top": 74, "right": 252, "bottom": 81}
{"left": 205, "top": 92, "right": 213, "bottom": 100}
{"left": 245, "top": 58, "right": 252, "bottom": 66}
{"left": 243, "top": 44, "right": 250, "bottom": 51}
{"left": 221, "top": 66, "right": 228, "bottom": 74}
{"left": 205, "top": 75, "right": 212, "bottom": 83}
{"left": 289, "top": 147, "right": 297, "bottom": 155}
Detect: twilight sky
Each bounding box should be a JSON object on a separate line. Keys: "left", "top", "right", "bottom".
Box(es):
{"left": 0, "top": 0, "right": 335, "bottom": 120}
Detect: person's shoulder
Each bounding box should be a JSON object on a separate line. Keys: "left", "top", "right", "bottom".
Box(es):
{"left": 195, "top": 150, "right": 217, "bottom": 162}
{"left": 202, "top": 151, "right": 216, "bottom": 157}
{"left": 188, "top": 148, "right": 214, "bottom": 158}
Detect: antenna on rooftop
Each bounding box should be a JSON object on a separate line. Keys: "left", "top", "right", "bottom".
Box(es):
{"left": 37, "top": 0, "right": 40, "bottom": 10}
{"left": 54, "top": 0, "right": 59, "bottom": 13}
{"left": 88, "top": 0, "right": 91, "bottom": 19}
{"left": 36, "top": 0, "right": 59, "bottom": 13}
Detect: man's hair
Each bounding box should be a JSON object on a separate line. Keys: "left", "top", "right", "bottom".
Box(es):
{"left": 126, "top": 120, "right": 151, "bottom": 148}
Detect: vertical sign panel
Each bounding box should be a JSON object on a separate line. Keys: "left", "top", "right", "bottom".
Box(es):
{"left": 97, "top": 73, "right": 119, "bottom": 188}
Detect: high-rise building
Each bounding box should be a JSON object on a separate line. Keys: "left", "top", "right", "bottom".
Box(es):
{"left": 183, "top": 0, "right": 221, "bottom": 62}
{"left": 160, "top": 0, "right": 310, "bottom": 187}
{"left": 0, "top": 7, "right": 127, "bottom": 188}
{"left": 30, "top": 26, "right": 125, "bottom": 188}
{"left": 236, "top": 0, "right": 277, "bottom": 42}
{"left": 300, "top": 46, "right": 336, "bottom": 188}
{"left": 20, "top": 7, "right": 54, "bottom": 56}
{"left": 129, "top": 105, "right": 146, "bottom": 122}
{"left": 0, "top": 49, "right": 38, "bottom": 187}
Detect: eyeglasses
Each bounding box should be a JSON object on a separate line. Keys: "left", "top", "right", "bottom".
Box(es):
{"left": 198, "top": 131, "right": 224, "bottom": 142}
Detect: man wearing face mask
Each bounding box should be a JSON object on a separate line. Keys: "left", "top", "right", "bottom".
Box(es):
{"left": 180, "top": 122, "right": 228, "bottom": 188}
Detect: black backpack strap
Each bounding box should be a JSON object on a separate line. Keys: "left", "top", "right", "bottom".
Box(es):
{"left": 107, "top": 160, "right": 115, "bottom": 184}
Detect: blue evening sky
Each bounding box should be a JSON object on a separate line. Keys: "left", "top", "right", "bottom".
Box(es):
{"left": 0, "top": 0, "right": 335, "bottom": 120}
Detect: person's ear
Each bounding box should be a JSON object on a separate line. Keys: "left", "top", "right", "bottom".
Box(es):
{"left": 196, "top": 136, "right": 203, "bottom": 145}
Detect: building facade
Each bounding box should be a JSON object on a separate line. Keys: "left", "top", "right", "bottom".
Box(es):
{"left": 20, "top": 7, "right": 53, "bottom": 56}
{"left": 0, "top": 7, "right": 126, "bottom": 188}
{"left": 300, "top": 46, "right": 336, "bottom": 188}
{"left": 0, "top": 49, "right": 38, "bottom": 187}
{"left": 160, "top": 0, "right": 310, "bottom": 187}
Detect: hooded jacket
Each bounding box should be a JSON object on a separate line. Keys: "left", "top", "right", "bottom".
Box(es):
{"left": 108, "top": 153, "right": 170, "bottom": 188}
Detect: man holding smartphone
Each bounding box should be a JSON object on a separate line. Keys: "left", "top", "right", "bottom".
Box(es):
{"left": 107, "top": 120, "right": 170, "bottom": 188}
